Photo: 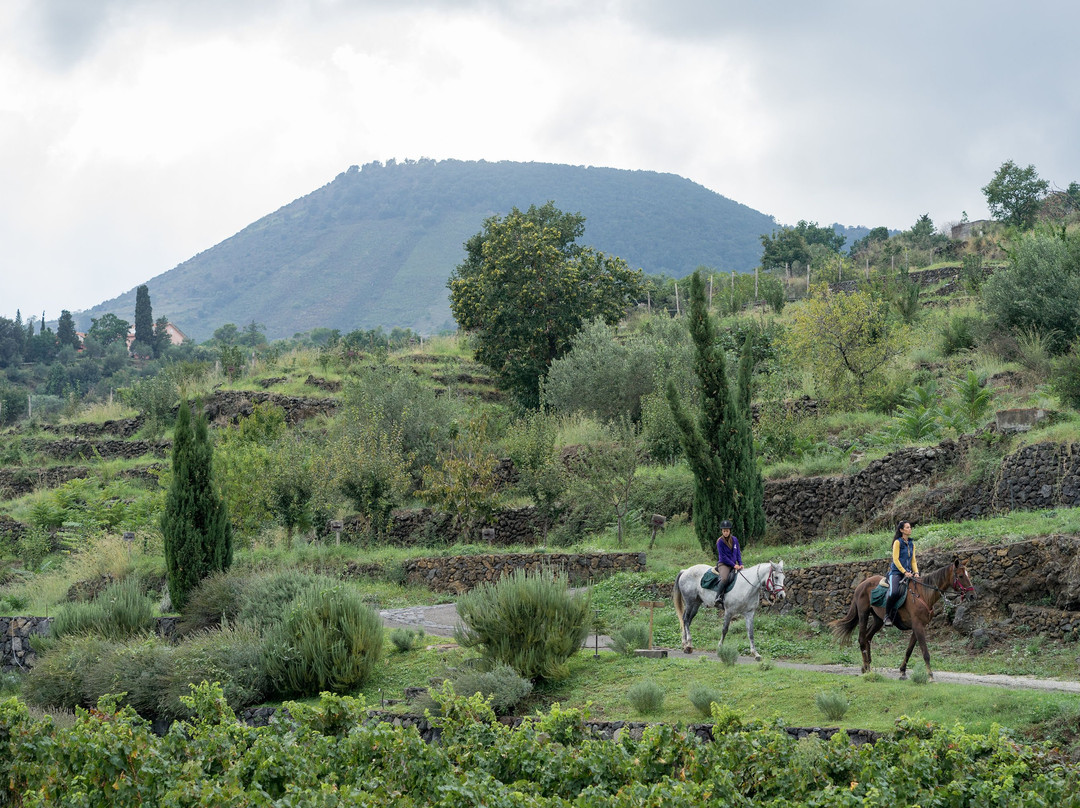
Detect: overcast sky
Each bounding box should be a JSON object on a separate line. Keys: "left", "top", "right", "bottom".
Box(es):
{"left": 2, "top": 0, "right": 1077, "bottom": 322}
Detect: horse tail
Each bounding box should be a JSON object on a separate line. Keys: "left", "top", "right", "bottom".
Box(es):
{"left": 673, "top": 571, "right": 685, "bottom": 630}
{"left": 829, "top": 595, "right": 859, "bottom": 645}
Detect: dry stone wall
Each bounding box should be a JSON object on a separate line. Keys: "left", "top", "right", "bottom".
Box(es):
{"left": 1, "top": 616, "right": 52, "bottom": 671}
{"left": 782, "top": 535, "right": 1080, "bottom": 627}
{"left": 403, "top": 551, "right": 646, "bottom": 593}
{"left": 201, "top": 390, "right": 338, "bottom": 425}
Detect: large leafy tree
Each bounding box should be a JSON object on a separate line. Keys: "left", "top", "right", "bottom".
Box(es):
{"left": 88, "top": 313, "right": 131, "bottom": 348}
{"left": 162, "top": 400, "right": 233, "bottom": 611}
{"left": 667, "top": 270, "right": 764, "bottom": 554}
{"left": 982, "top": 160, "right": 1049, "bottom": 230}
{"left": 448, "top": 201, "right": 643, "bottom": 408}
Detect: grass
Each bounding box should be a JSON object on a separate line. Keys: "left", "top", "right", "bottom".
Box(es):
{"left": 358, "top": 640, "right": 1080, "bottom": 738}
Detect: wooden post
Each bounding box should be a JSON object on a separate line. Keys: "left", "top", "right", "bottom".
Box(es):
{"left": 674, "top": 283, "right": 680, "bottom": 316}
{"left": 639, "top": 601, "right": 666, "bottom": 649}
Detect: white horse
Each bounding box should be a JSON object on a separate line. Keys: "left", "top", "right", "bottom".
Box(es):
{"left": 673, "top": 561, "right": 786, "bottom": 660}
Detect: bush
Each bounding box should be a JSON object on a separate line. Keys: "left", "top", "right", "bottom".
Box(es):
{"left": 717, "top": 643, "right": 738, "bottom": 666}
{"left": 81, "top": 636, "right": 174, "bottom": 718}
{"left": 1050, "top": 344, "right": 1080, "bottom": 410}
{"left": 238, "top": 569, "right": 337, "bottom": 632}
{"left": 175, "top": 570, "right": 245, "bottom": 636}
{"left": 263, "top": 586, "right": 384, "bottom": 697}
{"left": 390, "top": 627, "right": 425, "bottom": 652}
{"left": 627, "top": 680, "right": 664, "bottom": 715}
{"left": 626, "top": 466, "right": 694, "bottom": 520}
{"left": 51, "top": 576, "right": 155, "bottom": 641}
{"left": 815, "top": 690, "right": 850, "bottom": 721}
{"left": 22, "top": 634, "right": 111, "bottom": 710}
{"left": 454, "top": 568, "right": 590, "bottom": 682}
{"left": 163, "top": 624, "right": 271, "bottom": 718}
{"left": 688, "top": 684, "right": 724, "bottom": 717}
{"left": 940, "top": 312, "right": 982, "bottom": 356}
{"left": 447, "top": 663, "right": 533, "bottom": 716}
{"left": 609, "top": 623, "right": 650, "bottom": 656}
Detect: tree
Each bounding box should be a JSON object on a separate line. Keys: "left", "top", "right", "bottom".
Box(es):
{"left": 666, "top": 270, "right": 763, "bottom": 554}
{"left": 88, "top": 313, "right": 131, "bottom": 349}
{"left": 238, "top": 321, "right": 267, "bottom": 349}
{"left": 982, "top": 229, "right": 1080, "bottom": 353}
{"left": 982, "top": 160, "right": 1049, "bottom": 230}
{"left": 760, "top": 227, "right": 811, "bottom": 271}
{"left": 421, "top": 413, "right": 501, "bottom": 541}
{"left": 213, "top": 323, "right": 240, "bottom": 346}
{"left": 152, "top": 316, "right": 172, "bottom": 356}
{"left": 784, "top": 284, "right": 907, "bottom": 405}
{"left": 55, "top": 311, "right": 80, "bottom": 350}
{"left": 566, "top": 417, "right": 642, "bottom": 546}
{"left": 734, "top": 333, "right": 766, "bottom": 540}
{"left": 448, "top": 201, "right": 643, "bottom": 408}
{"left": 134, "top": 285, "right": 153, "bottom": 350}
{"left": 162, "top": 400, "right": 233, "bottom": 611}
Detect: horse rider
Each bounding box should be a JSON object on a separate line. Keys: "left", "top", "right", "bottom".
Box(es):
{"left": 884, "top": 519, "right": 919, "bottom": 626}
{"left": 715, "top": 519, "right": 743, "bottom": 605}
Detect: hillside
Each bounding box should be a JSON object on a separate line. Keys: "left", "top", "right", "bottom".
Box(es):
{"left": 74, "top": 160, "right": 787, "bottom": 341}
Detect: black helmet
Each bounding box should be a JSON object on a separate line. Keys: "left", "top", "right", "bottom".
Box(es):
{"left": 720, "top": 520, "right": 733, "bottom": 530}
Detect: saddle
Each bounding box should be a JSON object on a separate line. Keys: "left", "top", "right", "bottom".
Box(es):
{"left": 870, "top": 578, "right": 907, "bottom": 609}
{"left": 701, "top": 568, "right": 737, "bottom": 597}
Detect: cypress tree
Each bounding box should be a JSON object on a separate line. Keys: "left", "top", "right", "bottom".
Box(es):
{"left": 134, "top": 285, "right": 153, "bottom": 353}
{"left": 666, "top": 270, "right": 763, "bottom": 555}
{"left": 735, "top": 333, "right": 766, "bottom": 541}
{"left": 56, "top": 310, "right": 81, "bottom": 350}
{"left": 162, "top": 400, "right": 233, "bottom": 611}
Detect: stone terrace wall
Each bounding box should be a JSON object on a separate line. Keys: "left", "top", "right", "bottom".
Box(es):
{"left": 201, "top": 390, "right": 338, "bottom": 426}
{"left": 29, "top": 438, "right": 171, "bottom": 461}
{"left": 404, "top": 551, "right": 646, "bottom": 593}
{"left": 783, "top": 535, "right": 1080, "bottom": 624}
{"left": 1, "top": 616, "right": 52, "bottom": 672}
{"left": 764, "top": 443, "right": 962, "bottom": 538}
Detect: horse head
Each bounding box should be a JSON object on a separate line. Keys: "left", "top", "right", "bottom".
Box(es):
{"left": 765, "top": 561, "right": 786, "bottom": 601}
{"left": 951, "top": 555, "right": 976, "bottom": 602}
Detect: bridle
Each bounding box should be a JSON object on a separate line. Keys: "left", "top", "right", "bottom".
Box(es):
{"left": 739, "top": 563, "right": 785, "bottom": 604}
{"left": 951, "top": 573, "right": 975, "bottom": 602}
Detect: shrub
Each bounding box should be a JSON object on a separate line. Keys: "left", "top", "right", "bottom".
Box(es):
{"left": 815, "top": 690, "right": 850, "bottom": 721}
{"left": 238, "top": 569, "right": 336, "bottom": 632}
{"left": 447, "top": 663, "right": 533, "bottom": 716}
{"left": 390, "top": 627, "right": 425, "bottom": 653}
{"left": 1050, "top": 344, "right": 1080, "bottom": 410}
{"left": 175, "top": 570, "right": 245, "bottom": 636}
{"left": 263, "top": 586, "right": 384, "bottom": 697}
{"left": 626, "top": 466, "right": 694, "bottom": 520}
{"left": 627, "top": 680, "right": 664, "bottom": 715}
{"left": 910, "top": 668, "right": 930, "bottom": 685}
{"left": 81, "top": 636, "right": 174, "bottom": 718}
{"left": 688, "top": 684, "right": 724, "bottom": 717}
{"left": 940, "top": 313, "right": 981, "bottom": 356}
{"left": 454, "top": 568, "right": 589, "bottom": 682}
{"left": 717, "top": 643, "right": 738, "bottom": 666}
{"left": 51, "top": 575, "right": 155, "bottom": 641}
{"left": 163, "top": 624, "right": 271, "bottom": 718}
{"left": 22, "top": 634, "right": 110, "bottom": 710}
{"left": 609, "top": 623, "right": 650, "bottom": 656}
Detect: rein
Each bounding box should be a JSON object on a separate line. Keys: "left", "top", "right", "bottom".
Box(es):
{"left": 737, "top": 564, "right": 785, "bottom": 601}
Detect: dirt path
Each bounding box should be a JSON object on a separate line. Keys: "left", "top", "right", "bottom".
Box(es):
{"left": 380, "top": 604, "right": 1080, "bottom": 695}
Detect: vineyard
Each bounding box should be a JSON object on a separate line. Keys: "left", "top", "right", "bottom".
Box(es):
{"left": 2, "top": 683, "right": 1079, "bottom": 807}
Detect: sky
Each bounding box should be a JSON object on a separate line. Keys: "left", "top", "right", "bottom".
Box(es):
{"left": 1, "top": 0, "right": 1077, "bottom": 322}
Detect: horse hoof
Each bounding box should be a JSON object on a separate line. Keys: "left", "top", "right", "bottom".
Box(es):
{"left": 753, "top": 654, "right": 762, "bottom": 662}
{"left": 899, "top": 672, "right": 908, "bottom": 680}
{"left": 683, "top": 646, "right": 693, "bottom": 654}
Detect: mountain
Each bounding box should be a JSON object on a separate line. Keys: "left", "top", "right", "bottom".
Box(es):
{"left": 75, "top": 159, "right": 782, "bottom": 341}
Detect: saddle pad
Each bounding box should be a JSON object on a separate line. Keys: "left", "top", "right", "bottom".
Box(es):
{"left": 870, "top": 579, "right": 906, "bottom": 609}
{"left": 700, "top": 569, "right": 737, "bottom": 594}
{"left": 701, "top": 569, "right": 721, "bottom": 591}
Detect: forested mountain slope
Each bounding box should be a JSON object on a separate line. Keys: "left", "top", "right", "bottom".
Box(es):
{"left": 75, "top": 160, "right": 787, "bottom": 341}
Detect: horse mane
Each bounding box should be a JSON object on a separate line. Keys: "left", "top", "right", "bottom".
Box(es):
{"left": 915, "top": 560, "right": 955, "bottom": 603}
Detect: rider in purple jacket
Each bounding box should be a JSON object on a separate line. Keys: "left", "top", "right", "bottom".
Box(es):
{"left": 715, "top": 519, "right": 743, "bottom": 601}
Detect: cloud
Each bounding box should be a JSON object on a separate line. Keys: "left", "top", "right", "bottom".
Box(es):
{"left": 1, "top": 0, "right": 1077, "bottom": 321}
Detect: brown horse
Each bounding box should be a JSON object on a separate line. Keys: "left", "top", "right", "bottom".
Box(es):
{"left": 830, "top": 556, "right": 976, "bottom": 681}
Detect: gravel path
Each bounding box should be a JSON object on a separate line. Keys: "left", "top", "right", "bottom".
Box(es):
{"left": 380, "top": 603, "right": 1080, "bottom": 695}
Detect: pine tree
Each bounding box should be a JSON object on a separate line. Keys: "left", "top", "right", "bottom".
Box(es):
{"left": 134, "top": 285, "right": 153, "bottom": 354}
{"left": 666, "top": 270, "right": 763, "bottom": 555}
{"left": 162, "top": 400, "right": 233, "bottom": 611}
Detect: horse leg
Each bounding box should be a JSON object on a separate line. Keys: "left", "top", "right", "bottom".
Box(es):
{"left": 744, "top": 610, "right": 760, "bottom": 661}
{"left": 681, "top": 599, "right": 700, "bottom": 654}
{"left": 857, "top": 607, "right": 873, "bottom": 673}
{"left": 719, "top": 610, "right": 733, "bottom": 656}
{"left": 898, "top": 630, "right": 919, "bottom": 679}
{"left": 907, "top": 623, "right": 934, "bottom": 682}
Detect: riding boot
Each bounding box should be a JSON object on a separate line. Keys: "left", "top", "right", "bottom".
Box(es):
{"left": 883, "top": 611, "right": 894, "bottom": 626}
